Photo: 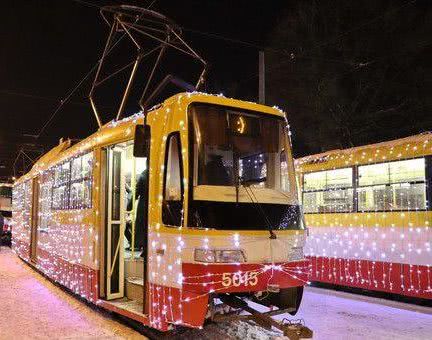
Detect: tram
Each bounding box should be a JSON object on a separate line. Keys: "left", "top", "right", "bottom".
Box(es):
{"left": 296, "top": 133, "right": 432, "bottom": 300}
{"left": 12, "top": 92, "right": 310, "bottom": 332}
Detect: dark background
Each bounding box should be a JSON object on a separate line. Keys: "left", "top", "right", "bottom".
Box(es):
{"left": 1, "top": 0, "right": 431, "bottom": 181}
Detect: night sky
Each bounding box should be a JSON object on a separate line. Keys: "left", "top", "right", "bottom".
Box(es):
{"left": 1, "top": 0, "right": 431, "bottom": 181}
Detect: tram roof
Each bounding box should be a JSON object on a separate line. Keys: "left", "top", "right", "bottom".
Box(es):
{"left": 14, "top": 92, "right": 285, "bottom": 185}
{"left": 295, "top": 132, "right": 432, "bottom": 173}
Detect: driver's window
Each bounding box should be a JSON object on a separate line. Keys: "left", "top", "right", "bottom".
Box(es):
{"left": 162, "top": 133, "right": 183, "bottom": 226}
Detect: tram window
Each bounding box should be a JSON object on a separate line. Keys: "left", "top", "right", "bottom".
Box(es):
{"left": 390, "top": 158, "right": 425, "bottom": 183}
{"left": 39, "top": 171, "right": 53, "bottom": 232}
{"left": 358, "top": 158, "right": 425, "bottom": 186}
{"left": 280, "top": 151, "right": 290, "bottom": 192}
{"left": 358, "top": 163, "right": 389, "bottom": 186}
{"left": 13, "top": 184, "right": 24, "bottom": 210}
{"left": 357, "top": 158, "right": 426, "bottom": 211}
{"left": 303, "top": 171, "right": 326, "bottom": 191}
{"left": 70, "top": 182, "right": 83, "bottom": 209}
{"left": 69, "top": 153, "right": 93, "bottom": 209}
{"left": 71, "top": 157, "right": 82, "bottom": 181}
{"left": 51, "top": 153, "right": 93, "bottom": 210}
{"left": 191, "top": 104, "right": 291, "bottom": 191}
{"left": 303, "top": 188, "right": 354, "bottom": 213}
{"left": 163, "top": 133, "right": 183, "bottom": 226}
{"left": 23, "top": 180, "right": 32, "bottom": 227}
{"left": 0, "top": 186, "right": 12, "bottom": 198}
{"left": 358, "top": 183, "right": 426, "bottom": 211}
{"left": 82, "top": 153, "right": 93, "bottom": 178}
{"left": 302, "top": 168, "right": 353, "bottom": 213}
{"left": 392, "top": 183, "right": 426, "bottom": 210}
{"left": 304, "top": 168, "right": 352, "bottom": 191}
{"left": 52, "top": 162, "right": 70, "bottom": 210}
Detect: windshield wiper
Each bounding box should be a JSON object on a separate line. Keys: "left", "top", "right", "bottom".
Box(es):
{"left": 194, "top": 210, "right": 204, "bottom": 229}
{"left": 240, "top": 179, "right": 277, "bottom": 239}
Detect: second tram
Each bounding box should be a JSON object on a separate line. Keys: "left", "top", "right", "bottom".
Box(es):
{"left": 296, "top": 133, "right": 432, "bottom": 300}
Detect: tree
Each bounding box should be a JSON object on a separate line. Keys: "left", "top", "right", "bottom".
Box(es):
{"left": 265, "top": 0, "right": 432, "bottom": 156}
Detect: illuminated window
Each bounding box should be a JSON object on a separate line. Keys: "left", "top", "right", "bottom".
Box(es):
{"left": 13, "top": 181, "right": 33, "bottom": 228}
{"left": 358, "top": 158, "right": 426, "bottom": 211}
{"left": 163, "top": 133, "right": 183, "bottom": 226}
{"left": 302, "top": 168, "right": 353, "bottom": 213}
{"left": 192, "top": 104, "right": 291, "bottom": 191}
{"left": 52, "top": 153, "right": 93, "bottom": 210}
{"left": 23, "top": 180, "right": 32, "bottom": 228}
{"left": 304, "top": 168, "right": 352, "bottom": 191}
{"left": 39, "top": 170, "right": 53, "bottom": 232}
{"left": 13, "top": 183, "right": 24, "bottom": 210}
{"left": 0, "top": 186, "right": 12, "bottom": 198}
{"left": 69, "top": 153, "right": 93, "bottom": 209}
{"left": 280, "top": 151, "right": 290, "bottom": 192}
{"left": 52, "top": 162, "right": 70, "bottom": 210}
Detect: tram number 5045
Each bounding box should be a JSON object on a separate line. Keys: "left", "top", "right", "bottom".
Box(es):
{"left": 221, "top": 271, "right": 259, "bottom": 287}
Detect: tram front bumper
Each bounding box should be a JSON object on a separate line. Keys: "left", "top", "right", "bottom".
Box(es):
{"left": 181, "top": 259, "right": 310, "bottom": 294}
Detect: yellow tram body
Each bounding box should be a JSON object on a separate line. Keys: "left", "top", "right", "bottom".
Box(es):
{"left": 12, "top": 92, "right": 309, "bottom": 330}
{"left": 296, "top": 133, "right": 432, "bottom": 299}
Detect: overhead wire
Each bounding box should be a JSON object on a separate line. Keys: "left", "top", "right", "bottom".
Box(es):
{"left": 36, "top": 0, "right": 157, "bottom": 138}
{"left": 0, "top": 89, "right": 90, "bottom": 107}
{"left": 37, "top": 0, "right": 417, "bottom": 138}
{"left": 183, "top": 0, "right": 418, "bottom": 86}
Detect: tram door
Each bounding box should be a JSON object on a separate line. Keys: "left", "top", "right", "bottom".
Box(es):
{"left": 106, "top": 147, "right": 126, "bottom": 300}
{"left": 30, "top": 177, "right": 40, "bottom": 262}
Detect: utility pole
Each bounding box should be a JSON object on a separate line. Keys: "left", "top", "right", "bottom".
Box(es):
{"left": 258, "top": 51, "right": 265, "bottom": 104}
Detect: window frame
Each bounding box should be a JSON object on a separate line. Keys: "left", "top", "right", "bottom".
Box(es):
{"left": 51, "top": 160, "right": 71, "bottom": 210}
{"left": 69, "top": 153, "right": 93, "bottom": 210}
{"left": 302, "top": 166, "right": 355, "bottom": 214}
{"left": 190, "top": 102, "right": 289, "bottom": 189}
{"left": 162, "top": 131, "right": 184, "bottom": 227}
{"left": 301, "top": 156, "right": 430, "bottom": 214}
{"left": 356, "top": 157, "right": 428, "bottom": 213}
{"left": 51, "top": 152, "right": 93, "bottom": 211}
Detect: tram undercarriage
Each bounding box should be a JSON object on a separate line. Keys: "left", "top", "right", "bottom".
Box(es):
{"left": 207, "top": 287, "right": 312, "bottom": 340}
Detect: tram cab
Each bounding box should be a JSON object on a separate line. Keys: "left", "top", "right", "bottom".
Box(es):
{"left": 12, "top": 92, "right": 309, "bottom": 331}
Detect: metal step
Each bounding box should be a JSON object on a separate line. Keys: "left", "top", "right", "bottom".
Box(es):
{"left": 125, "top": 276, "right": 144, "bottom": 301}
{"left": 125, "top": 258, "right": 144, "bottom": 279}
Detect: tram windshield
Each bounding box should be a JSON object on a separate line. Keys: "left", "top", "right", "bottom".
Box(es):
{"left": 189, "top": 103, "right": 302, "bottom": 230}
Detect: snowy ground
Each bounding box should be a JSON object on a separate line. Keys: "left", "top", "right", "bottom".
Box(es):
{"left": 285, "top": 286, "right": 432, "bottom": 340}
{"left": 0, "top": 246, "right": 144, "bottom": 339}
{"left": 0, "top": 246, "right": 431, "bottom": 339}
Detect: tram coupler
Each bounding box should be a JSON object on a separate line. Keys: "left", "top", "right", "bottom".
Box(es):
{"left": 218, "top": 294, "right": 313, "bottom": 340}
{"left": 281, "top": 319, "right": 313, "bottom": 340}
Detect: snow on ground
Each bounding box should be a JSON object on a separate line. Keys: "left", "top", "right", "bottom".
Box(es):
{"left": 292, "top": 286, "right": 432, "bottom": 340}
{"left": 1, "top": 245, "right": 431, "bottom": 340}
{"left": 0, "top": 246, "right": 144, "bottom": 339}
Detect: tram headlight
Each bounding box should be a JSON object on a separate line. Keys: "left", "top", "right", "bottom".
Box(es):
{"left": 194, "top": 249, "right": 246, "bottom": 263}
{"left": 194, "top": 249, "right": 215, "bottom": 263}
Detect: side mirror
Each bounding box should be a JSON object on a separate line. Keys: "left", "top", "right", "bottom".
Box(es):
{"left": 133, "top": 125, "right": 150, "bottom": 158}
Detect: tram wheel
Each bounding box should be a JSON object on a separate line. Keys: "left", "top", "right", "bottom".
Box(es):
{"left": 287, "top": 286, "right": 303, "bottom": 315}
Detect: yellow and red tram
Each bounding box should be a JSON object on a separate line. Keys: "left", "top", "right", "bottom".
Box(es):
{"left": 296, "top": 133, "right": 432, "bottom": 300}
{"left": 12, "top": 92, "right": 309, "bottom": 331}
